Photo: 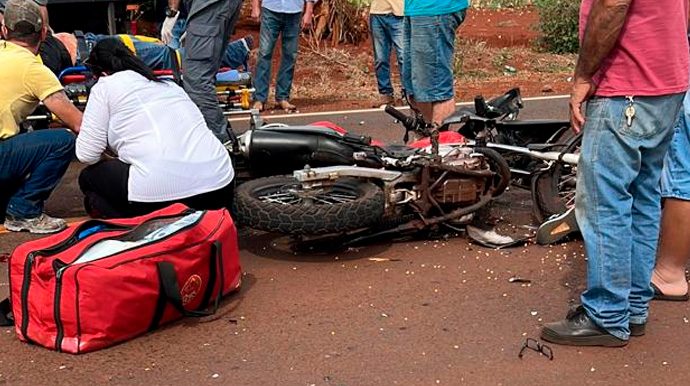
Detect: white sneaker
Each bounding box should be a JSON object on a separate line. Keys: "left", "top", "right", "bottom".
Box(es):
{"left": 4, "top": 213, "right": 67, "bottom": 234}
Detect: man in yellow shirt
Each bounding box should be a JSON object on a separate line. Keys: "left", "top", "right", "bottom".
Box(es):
{"left": 0, "top": 0, "right": 82, "bottom": 233}
{"left": 369, "top": 0, "right": 405, "bottom": 107}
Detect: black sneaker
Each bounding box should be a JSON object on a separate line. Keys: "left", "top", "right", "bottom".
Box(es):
{"left": 536, "top": 207, "right": 579, "bottom": 245}
{"left": 541, "top": 306, "right": 628, "bottom": 347}
{"left": 630, "top": 323, "right": 645, "bottom": 337}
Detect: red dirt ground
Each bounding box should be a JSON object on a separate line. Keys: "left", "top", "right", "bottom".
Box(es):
{"left": 231, "top": 7, "right": 570, "bottom": 113}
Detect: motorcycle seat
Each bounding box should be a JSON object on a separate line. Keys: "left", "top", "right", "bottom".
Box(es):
{"left": 495, "top": 120, "right": 569, "bottom": 132}
{"left": 258, "top": 125, "right": 344, "bottom": 139}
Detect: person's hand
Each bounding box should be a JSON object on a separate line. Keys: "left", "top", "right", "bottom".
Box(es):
{"left": 569, "top": 76, "right": 596, "bottom": 134}
{"left": 161, "top": 12, "right": 179, "bottom": 45}
{"left": 302, "top": 12, "right": 313, "bottom": 29}
{"left": 251, "top": 6, "right": 261, "bottom": 23}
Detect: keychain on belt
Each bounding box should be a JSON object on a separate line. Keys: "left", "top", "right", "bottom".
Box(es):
{"left": 625, "top": 96, "right": 636, "bottom": 127}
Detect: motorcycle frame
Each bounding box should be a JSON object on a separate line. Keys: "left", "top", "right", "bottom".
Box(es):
{"left": 470, "top": 141, "right": 580, "bottom": 166}
{"left": 291, "top": 162, "right": 495, "bottom": 246}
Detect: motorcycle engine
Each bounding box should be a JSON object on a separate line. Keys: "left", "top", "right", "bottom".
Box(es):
{"left": 433, "top": 148, "right": 486, "bottom": 205}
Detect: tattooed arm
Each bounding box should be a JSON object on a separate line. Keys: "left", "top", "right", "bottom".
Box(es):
{"left": 570, "top": 0, "right": 632, "bottom": 132}
{"left": 43, "top": 90, "right": 83, "bottom": 134}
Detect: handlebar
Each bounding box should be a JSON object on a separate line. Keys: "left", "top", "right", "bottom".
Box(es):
{"left": 384, "top": 105, "right": 412, "bottom": 124}
{"left": 384, "top": 105, "right": 429, "bottom": 133}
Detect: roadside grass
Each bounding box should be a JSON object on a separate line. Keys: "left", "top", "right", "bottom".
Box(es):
{"left": 454, "top": 38, "right": 574, "bottom": 82}
{"left": 292, "top": 46, "right": 380, "bottom": 102}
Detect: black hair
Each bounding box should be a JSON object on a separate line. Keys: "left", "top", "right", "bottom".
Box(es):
{"left": 5, "top": 23, "right": 41, "bottom": 46}
{"left": 87, "top": 38, "right": 161, "bottom": 82}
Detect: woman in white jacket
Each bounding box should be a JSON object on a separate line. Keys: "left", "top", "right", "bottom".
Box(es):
{"left": 76, "top": 39, "right": 234, "bottom": 218}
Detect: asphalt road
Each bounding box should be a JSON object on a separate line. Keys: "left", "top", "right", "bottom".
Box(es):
{"left": 2, "top": 96, "right": 690, "bottom": 386}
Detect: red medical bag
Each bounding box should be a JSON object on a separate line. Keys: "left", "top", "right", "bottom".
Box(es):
{"left": 2, "top": 204, "right": 241, "bottom": 354}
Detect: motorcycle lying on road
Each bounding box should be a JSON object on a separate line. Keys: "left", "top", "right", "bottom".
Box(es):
{"left": 231, "top": 89, "right": 579, "bottom": 237}
{"left": 233, "top": 105, "right": 512, "bottom": 245}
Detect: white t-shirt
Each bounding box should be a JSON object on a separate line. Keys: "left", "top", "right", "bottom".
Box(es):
{"left": 76, "top": 70, "right": 234, "bottom": 203}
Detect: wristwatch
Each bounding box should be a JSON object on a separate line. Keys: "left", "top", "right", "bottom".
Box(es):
{"left": 165, "top": 7, "right": 179, "bottom": 18}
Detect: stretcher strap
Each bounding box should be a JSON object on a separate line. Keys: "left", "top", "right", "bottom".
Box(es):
{"left": 118, "top": 35, "right": 137, "bottom": 55}
{"left": 74, "top": 30, "right": 89, "bottom": 65}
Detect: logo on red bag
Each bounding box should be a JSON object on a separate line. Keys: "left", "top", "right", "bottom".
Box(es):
{"left": 181, "top": 274, "right": 203, "bottom": 306}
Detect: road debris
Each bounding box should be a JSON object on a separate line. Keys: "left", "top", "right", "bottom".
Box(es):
{"left": 467, "top": 226, "right": 527, "bottom": 249}
{"left": 368, "top": 258, "right": 401, "bottom": 263}
{"left": 518, "top": 338, "right": 553, "bottom": 360}
{"left": 508, "top": 277, "right": 532, "bottom": 284}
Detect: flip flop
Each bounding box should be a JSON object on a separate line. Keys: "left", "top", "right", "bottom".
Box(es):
{"left": 651, "top": 282, "right": 690, "bottom": 301}
{"left": 536, "top": 207, "right": 580, "bottom": 245}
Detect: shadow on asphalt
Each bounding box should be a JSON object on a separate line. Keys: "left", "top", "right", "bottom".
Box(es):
{"left": 239, "top": 230, "right": 395, "bottom": 262}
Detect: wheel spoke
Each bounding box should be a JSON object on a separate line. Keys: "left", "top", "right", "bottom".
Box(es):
{"left": 255, "top": 183, "right": 360, "bottom": 206}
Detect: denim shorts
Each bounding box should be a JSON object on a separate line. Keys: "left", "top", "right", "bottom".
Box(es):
{"left": 402, "top": 10, "right": 466, "bottom": 103}
{"left": 661, "top": 92, "right": 690, "bottom": 200}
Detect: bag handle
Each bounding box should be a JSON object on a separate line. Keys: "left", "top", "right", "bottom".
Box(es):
{"left": 0, "top": 298, "right": 14, "bottom": 327}
{"left": 148, "top": 241, "right": 225, "bottom": 331}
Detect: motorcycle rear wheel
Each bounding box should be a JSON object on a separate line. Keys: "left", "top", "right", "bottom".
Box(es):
{"left": 233, "top": 176, "right": 385, "bottom": 235}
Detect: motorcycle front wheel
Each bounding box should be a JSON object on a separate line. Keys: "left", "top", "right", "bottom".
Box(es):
{"left": 233, "top": 176, "right": 385, "bottom": 235}
{"left": 532, "top": 133, "right": 582, "bottom": 222}
{"left": 475, "top": 147, "right": 511, "bottom": 197}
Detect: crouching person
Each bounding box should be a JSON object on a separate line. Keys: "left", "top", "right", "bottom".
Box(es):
{"left": 76, "top": 39, "right": 235, "bottom": 219}
{"left": 0, "top": 0, "right": 82, "bottom": 233}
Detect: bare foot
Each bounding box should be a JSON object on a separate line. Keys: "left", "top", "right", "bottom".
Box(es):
{"left": 651, "top": 269, "right": 689, "bottom": 297}
{"left": 277, "top": 100, "right": 296, "bottom": 112}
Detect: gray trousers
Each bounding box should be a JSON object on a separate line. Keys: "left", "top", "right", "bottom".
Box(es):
{"left": 182, "top": 0, "right": 242, "bottom": 142}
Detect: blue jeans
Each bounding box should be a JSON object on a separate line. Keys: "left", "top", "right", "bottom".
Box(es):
{"left": 575, "top": 94, "right": 685, "bottom": 340}
{"left": 168, "top": 17, "right": 187, "bottom": 50}
{"left": 662, "top": 90, "right": 690, "bottom": 200}
{"left": 86, "top": 33, "right": 249, "bottom": 71}
{"left": 0, "top": 130, "right": 75, "bottom": 219}
{"left": 402, "top": 10, "right": 465, "bottom": 103}
{"left": 370, "top": 13, "right": 405, "bottom": 97}
{"left": 254, "top": 7, "right": 301, "bottom": 103}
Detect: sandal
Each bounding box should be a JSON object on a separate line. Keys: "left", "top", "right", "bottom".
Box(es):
{"left": 651, "top": 282, "right": 689, "bottom": 301}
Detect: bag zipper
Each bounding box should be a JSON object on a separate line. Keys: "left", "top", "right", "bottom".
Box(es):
{"left": 19, "top": 220, "right": 130, "bottom": 341}
{"left": 18, "top": 209, "right": 193, "bottom": 345}
{"left": 53, "top": 210, "right": 206, "bottom": 352}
